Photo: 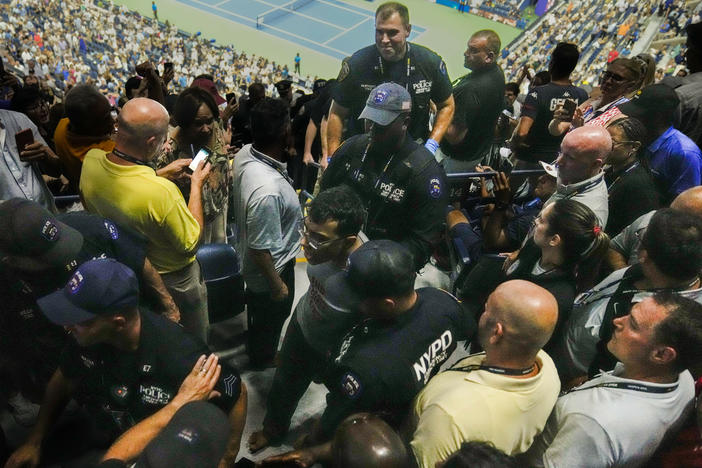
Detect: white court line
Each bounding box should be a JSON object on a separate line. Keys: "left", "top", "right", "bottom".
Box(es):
{"left": 214, "top": 0, "right": 228, "bottom": 6}
{"left": 186, "top": 0, "right": 351, "bottom": 56}
{"left": 252, "top": 0, "right": 345, "bottom": 30}
{"left": 313, "top": 0, "right": 373, "bottom": 17}
{"left": 323, "top": 15, "right": 369, "bottom": 45}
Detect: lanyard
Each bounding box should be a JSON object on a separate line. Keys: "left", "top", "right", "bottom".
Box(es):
{"left": 582, "top": 96, "right": 629, "bottom": 122}
{"left": 352, "top": 140, "right": 396, "bottom": 192}
{"left": 565, "top": 379, "right": 679, "bottom": 395}
{"left": 378, "top": 43, "right": 411, "bottom": 91}
{"left": 575, "top": 274, "right": 700, "bottom": 307}
{"left": 448, "top": 360, "right": 536, "bottom": 376}
{"left": 606, "top": 161, "right": 639, "bottom": 193}
{"left": 250, "top": 147, "right": 294, "bottom": 185}
{"left": 558, "top": 174, "right": 603, "bottom": 200}
{"left": 112, "top": 148, "right": 155, "bottom": 169}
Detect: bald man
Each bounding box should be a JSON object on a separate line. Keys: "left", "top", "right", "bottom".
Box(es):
{"left": 410, "top": 280, "right": 561, "bottom": 468}
{"left": 80, "top": 98, "right": 213, "bottom": 342}
{"left": 262, "top": 413, "right": 410, "bottom": 467}
{"left": 546, "top": 125, "right": 611, "bottom": 226}
{"left": 607, "top": 186, "right": 702, "bottom": 270}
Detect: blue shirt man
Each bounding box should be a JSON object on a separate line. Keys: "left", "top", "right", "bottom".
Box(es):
{"left": 647, "top": 126, "right": 702, "bottom": 199}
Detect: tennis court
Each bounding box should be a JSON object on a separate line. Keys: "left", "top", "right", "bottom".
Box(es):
{"left": 172, "top": 0, "right": 426, "bottom": 60}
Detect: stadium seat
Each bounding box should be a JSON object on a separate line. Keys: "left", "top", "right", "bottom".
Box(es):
{"left": 196, "top": 243, "right": 245, "bottom": 323}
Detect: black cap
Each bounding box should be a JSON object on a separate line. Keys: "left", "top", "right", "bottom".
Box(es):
{"left": 136, "top": 401, "right": 230, "bottom": 468}
{"left": 326, "top": 240, "right": 416, "bottom": 304}
{"left": 275, "top": 79, "right": 293, "bottom": 93}
{"left": 0, "top": 199, "right": 83, "bottom": 269}
{"left": 618, "top": 84, "right": 680, "bottom": 119}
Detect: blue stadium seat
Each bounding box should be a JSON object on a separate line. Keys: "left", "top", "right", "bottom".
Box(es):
{"left": 196, "top": 243, "right": 245, "bottom": 323}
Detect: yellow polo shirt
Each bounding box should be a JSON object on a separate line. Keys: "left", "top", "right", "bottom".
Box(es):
{"left": 79, "top": 149, "right": 200, "bottom": 273}
{"left": 411, "top": 350, "right": 560, "bottom": 468}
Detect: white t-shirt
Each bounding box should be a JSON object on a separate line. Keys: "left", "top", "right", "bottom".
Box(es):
{"left": 524, "top": 364, "right": 695, "bottom": 468}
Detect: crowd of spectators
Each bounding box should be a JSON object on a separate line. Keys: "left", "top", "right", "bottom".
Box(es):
{"left": 3, "top": 0, "right": 702, "bottom": 467}
{"left": 0, "top": 0, "right": 313, "bottom": 108}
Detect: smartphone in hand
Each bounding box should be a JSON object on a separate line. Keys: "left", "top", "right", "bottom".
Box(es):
{"left": 15, "top": 128, "right": 34, "bottom": 153}
{"left": 188, "top": 147, "right": 212, "bottom": 172}
{"left": 562, "top": 99, "right": 577, "bottom": 117}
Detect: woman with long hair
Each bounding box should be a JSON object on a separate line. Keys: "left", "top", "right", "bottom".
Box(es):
{"left": 461, "top": 199, "right": 609, "bottom": 352}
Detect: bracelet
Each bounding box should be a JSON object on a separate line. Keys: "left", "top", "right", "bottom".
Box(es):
{"left": 424, "top": 138, "right": 439, "bottom": 155}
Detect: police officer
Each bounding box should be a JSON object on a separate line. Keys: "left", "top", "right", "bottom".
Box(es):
{"left": 307, "top": 240, "right": 476, "bottom": 444}
{"left": 0, "top": 199, "right": 178, "bottom": 415}
{"left": 325, "top": 1, "right": 454, "bottom": 164}
{"left": 5, "top": 259, "right": 246, "bottom": 468}
{"left": 320, "top": 82, "right": 448, "bottom": 270}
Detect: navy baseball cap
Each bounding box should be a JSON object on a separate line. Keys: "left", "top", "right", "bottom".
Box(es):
{"left": 326, "top": 240, "right": 416, "bottom": 304}
{"left": 0, "top": 198, "right": 83, "bottom": 269}
{"left": 37, "top": 258, "right": 139, "bottom": 326}
{"left": 359, "top": 83, "right": 412, "bottom": 126}
{"left": 136, "top": 401, "right": 230, "bottom": 468}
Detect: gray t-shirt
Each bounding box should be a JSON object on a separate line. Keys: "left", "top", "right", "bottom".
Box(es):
{"left": 610, "top": 210, "right": 655, "bottom": 266}
{"left": 547, "top": 172, "right": 609, "bottom": 227}
{"left": 231, "top": 144, "right": 302, "bottom": 292}
{"left": 295, "top": 261, "right": 357, "bottom": 355}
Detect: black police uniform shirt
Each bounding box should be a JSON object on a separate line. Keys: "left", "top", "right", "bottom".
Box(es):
{"left": 0, "top": 213, "right": 147, "bottom": 389}
{"left": 317, "top": 288, "right": 476, "bottom": 438}
{"left": 320, "top": 134, "right": 448, "bottom": 270}
{"left": 440, "top": 63, "right": 506, "bottom": 161}
{"left": 519, "top": 83, "right": 589, "bottom": 162}
{"left": 59, "top": 310, "right": 241, "bottom": 438}
{"left": 333, "top": 43, "right": 453, "bottom": 141}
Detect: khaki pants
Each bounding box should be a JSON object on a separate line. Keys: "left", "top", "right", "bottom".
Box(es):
{"left": 161, "top": 260, "right": 209, "bottom": 343}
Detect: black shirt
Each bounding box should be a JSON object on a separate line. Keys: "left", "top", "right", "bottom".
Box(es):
{"left": 318, "top": 288, "right": 476, "bottom": 438}
{"left": 333, "top": 43, "right": 453, "bottom": 141}
{"left": 60, "top": 311, "right": 241, "bottom": 438}
{"left": 0, "top": 213, "right": 147, "bottom": 388}
{"left": 519, "top": 83, "right": 589, "bottom": 162}
{"left": 440, "top": 64, "right": 506, "bottom": 161}
{"left": 320, "top": 134, "right": 449, "bottom": 269}
{"left": 604, "top": 162, "right": 661, "bottom": 236}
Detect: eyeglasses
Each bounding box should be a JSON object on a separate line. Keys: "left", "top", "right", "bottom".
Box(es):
{"left": 612, "top": 139, "right": 637, "bottom": 148}
{"left": 600, "top": 70, "right": 626, "bottom": 83}
{"left": 298, "top": 219, "right": 343, "bottom": 251}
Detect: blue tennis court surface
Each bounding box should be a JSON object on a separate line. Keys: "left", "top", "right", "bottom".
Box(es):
{"left": 173, "top": 0, "right": 427, "bottom": 60}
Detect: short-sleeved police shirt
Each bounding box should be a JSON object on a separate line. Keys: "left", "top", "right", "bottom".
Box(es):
{"left": 333, "top": 43, "right": 452, "bottom": 141}
{"left": 318, "top": 288, "right": 476, "bottom": 438}
{"left": 320, "top": 134, "right": 448, "bottom": 269}
{"left": 440, "top": 64, "right": 505, "bottom": 161}
{"left": 0, "top": 214, "right": 147, "bottom": 384}
{"left": 519, "top": 83, "right": 588, "bottom": 162}
{"left": 60, "top": 311, "right": 241, "bottom": 436}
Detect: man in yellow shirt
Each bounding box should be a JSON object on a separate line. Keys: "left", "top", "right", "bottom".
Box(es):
{"left": 80, "top": 97, "right": 212, "bottom": 342}
{"left": 410, "top": 280, "right": 561, "bottom": 467}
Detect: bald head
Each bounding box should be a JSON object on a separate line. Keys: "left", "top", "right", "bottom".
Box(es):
{"left": 116, "top": 98, "right": 169, "bottom": 158}
{"left": 332, "top": 413, "right": 409, "bottom": 468}
{"left": 482, "top": 280, "right": 558, "bottom": 356}
{"left": 557, "top": 126, "right": 611, "bottom": 185}
{"left": 671, "top": 186, "right": 702, "bottom": 219}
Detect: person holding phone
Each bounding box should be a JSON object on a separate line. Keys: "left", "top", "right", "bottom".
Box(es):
{"left": 548, "top": 58, "right": 644, "bottom": 136}
{"left": 0, "top": 108, "right": 61, "bottom": 211}
{"left": 80, "top": 97, "right": 213, "bottom": 344}
{"left": 154, "top": 86, "right": 231, "bottom": 243}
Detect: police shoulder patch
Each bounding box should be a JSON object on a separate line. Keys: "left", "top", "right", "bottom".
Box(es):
{"left": 340, "top": 372, "right": 362, "bottom": 399}
{"left": 439, "top": 60, "right": 447, "bottom": 75}
{"left": 429, "top": 177, "right": 442, "bottom": 199}
{"left": 337, "top": 57, "right": 351, "bottom": 82}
